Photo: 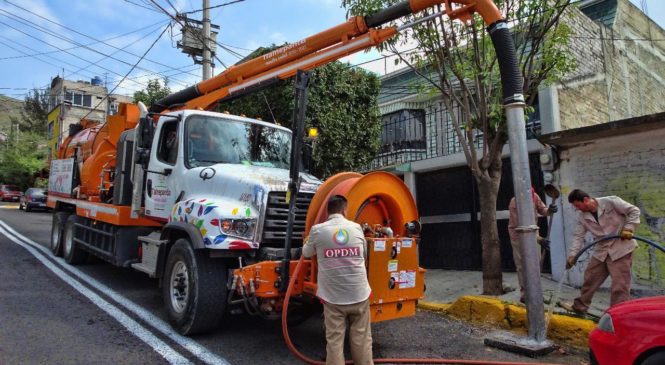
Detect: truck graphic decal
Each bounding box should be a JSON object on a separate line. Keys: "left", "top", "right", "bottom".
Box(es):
{"left": 170, "top": 198, "right": 258, "bottom": 250}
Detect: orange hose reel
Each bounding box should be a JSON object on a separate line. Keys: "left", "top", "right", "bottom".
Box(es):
{"left": 233, "top": 171, "right": 424, "bottom": 322}
{"left": 304, "top": 171, "right": 424, "bottom": 322}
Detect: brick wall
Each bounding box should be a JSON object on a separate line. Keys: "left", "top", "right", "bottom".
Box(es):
{"left": 555, "top": 125, "right": 665, "bottom": 288}
{"left": 556, "top": 0, "right": 665, "bottom": 130}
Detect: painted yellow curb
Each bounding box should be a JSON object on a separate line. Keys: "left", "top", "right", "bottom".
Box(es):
{"left": 418, "top": 296, "right": 595, "bottom": 348}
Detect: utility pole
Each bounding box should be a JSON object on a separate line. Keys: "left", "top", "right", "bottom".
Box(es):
{"left": 202, "top": 0, "right": 212, "bottom": 80}
{"left": 176, "top": 7, "right": 218, "bottom": 77}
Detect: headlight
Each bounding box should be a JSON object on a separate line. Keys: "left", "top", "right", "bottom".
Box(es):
{"left": 597, "top": 313, "right": 614, "bottom": 333}
{"left": 218, "top": 218, "right": 257, "bottom": 240}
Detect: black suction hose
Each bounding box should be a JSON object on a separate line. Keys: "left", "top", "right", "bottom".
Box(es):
{"left": 488, "top": 20, "right": 524, "bottom": 104}
{"left": 571, "top": 235, "right": 665, "bottom": 265}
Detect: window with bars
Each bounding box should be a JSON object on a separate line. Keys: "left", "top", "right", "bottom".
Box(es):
{"left": 370, "top": 100, "right": 540, "bottom": 170}
{"left": 380, "top": 109, "right": 426, "bottom": 153}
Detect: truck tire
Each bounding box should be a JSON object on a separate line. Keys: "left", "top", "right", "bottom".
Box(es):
{"left": 51, "top": 212, "right": 69, "bottom": 257}
{"left": 163, "top": 239, "right": 227, "bottom": 335}
{"left": 63, "top": 215, "right": 88, "bottom": 264}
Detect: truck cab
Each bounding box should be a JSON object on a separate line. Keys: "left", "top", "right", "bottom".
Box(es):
{"left": 139, "top": 110, "right": 320, "bottom": 251}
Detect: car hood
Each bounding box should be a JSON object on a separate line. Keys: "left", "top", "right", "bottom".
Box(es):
{"left": 184, "top": 163, "right": 320, "bottom": 195}
{"left": 608, "top": 295, "right": 665, "bottom": 316}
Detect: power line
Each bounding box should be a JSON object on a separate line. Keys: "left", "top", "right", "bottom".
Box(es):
{"left": 0, "top": 35, "right": 144, "bottom": 94}
{"left": 148, "top": 0, "right": 250, "bottom": 64}
{"left": 164, "top": 0, "right": 180, "bottom": 14}
{"left": 182, "top": 0, "right": 245, "bottom": 15}
{"left": 63, "top": 23, "right": 170, "bottom": 84}
{"left": 0, "top": 11, "right": 196, "bottom": 91}
{"left": 2, "top": 2, "right": 202, "bottom": 83}
{"left": 148, "top": 0, "right": 229, "bottom": 69}
{"left": 216, "top": 41, "right": 252, "bottom": 53}
{"left": 0, "top": 17, "right": 154, "bottom": 89}
{"left": 122, "top": 0, "right": 162, "bottom": 13}
{"left": 0, "top": 19, "right": 169, "bottom": 61}
{"left": 81, "top": 25, "right": 171, "bottom": 122}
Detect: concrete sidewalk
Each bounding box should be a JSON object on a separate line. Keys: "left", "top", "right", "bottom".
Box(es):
{"left": 423, "top": 270, "right": 608, "bottom": 317}
{"left": 422, "top": 270, "right": 664, "bottom": 318}
{"left": 418, "top": 270, "right": 664, "bottom": 348}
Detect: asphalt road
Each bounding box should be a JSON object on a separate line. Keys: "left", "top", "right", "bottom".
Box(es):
{"left": 0, "top": 202, "right": 588, "bottom": 365}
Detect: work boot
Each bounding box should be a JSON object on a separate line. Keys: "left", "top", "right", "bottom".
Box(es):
{"left": 558, "top": 301, "right": 586, "bottom": 314}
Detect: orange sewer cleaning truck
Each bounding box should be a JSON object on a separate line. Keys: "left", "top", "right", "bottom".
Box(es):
{"left": 48, "top": 0, "right": 512, "bottom": 336}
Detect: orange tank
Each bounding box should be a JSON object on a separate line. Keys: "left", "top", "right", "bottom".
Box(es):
{"left": 59, "top": 103, "right": 141, "bottom": 201}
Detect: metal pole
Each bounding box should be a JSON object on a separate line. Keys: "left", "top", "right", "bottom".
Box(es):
{"left": 279, "top": 70, "right": 310, "bottom": 293}
{"left": 202, "top": 0, "right": 212, "bottom": 80}
{"left": 505, "top": 103, "right": 546, "bottom": 342}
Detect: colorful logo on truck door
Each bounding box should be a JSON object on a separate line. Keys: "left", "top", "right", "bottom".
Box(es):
{"left": 333, "top": 229, "right": 349, "bottom": 245}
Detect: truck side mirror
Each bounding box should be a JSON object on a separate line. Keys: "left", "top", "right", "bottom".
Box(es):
{"left": 135, "top": 148, "right": 151, "bottom": 170}
{"left": 137, "top": 117, "right": 155, "bottom": 149}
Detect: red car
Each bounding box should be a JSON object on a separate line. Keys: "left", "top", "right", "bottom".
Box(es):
{"left": 589, "top": 295, "right": 665, "bottom": 365}
{"left": 0, "top": 184, "right": 21, "bottom": 202}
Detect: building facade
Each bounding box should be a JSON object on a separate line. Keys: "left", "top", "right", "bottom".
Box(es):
{"left": 46, "top": 76, "right": 133, "bottom": 159}
{"left": 541, "top": 112, "right": 665, "bottom": 289}
{"left": 371, "top": 0, "right": 665, "bottom": 271}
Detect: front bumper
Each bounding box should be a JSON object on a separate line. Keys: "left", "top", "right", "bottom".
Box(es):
{"left": 588, "top": 329, "right": 633, "bottom": 365}
{"left": 26, "top": 202, "right": 48, "bottom": 209}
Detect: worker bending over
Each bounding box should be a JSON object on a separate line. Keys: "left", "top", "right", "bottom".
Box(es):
{"left": 565, "top": 189, "right": 640, "bottom": 313}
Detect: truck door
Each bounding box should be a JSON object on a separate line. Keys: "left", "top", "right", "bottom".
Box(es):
{"left": 144, "top": 119, "right": 180, "bottom": 220}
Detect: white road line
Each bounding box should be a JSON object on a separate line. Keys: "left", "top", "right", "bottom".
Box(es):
{"left": 0, "top": 224, "right": 191, "bottom": 365}
{"left": 0, "top": 220, "right": 231, "bottom": 365}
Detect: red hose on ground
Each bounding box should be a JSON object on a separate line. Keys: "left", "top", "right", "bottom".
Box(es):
{"left": 281, "top": 256, "right": 564, "bottom": 365}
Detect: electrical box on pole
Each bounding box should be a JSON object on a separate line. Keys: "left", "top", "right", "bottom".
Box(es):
{"left": 176, "top": 14, "right": 219, "bottom": 70}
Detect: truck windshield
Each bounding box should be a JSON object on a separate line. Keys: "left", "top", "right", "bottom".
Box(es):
{"left": 185, "top": 115, "right": 291, "bottom": 169}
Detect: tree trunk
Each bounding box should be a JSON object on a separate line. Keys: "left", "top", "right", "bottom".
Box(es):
{"left": 476, "top": 166, "right": 504, "bottom": 295}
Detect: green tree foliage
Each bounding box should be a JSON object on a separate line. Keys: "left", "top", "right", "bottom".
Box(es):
{"left": 343, "top": 0, "right": 576, "bottom": 294}
{"left": 218, "top": 47, "right": 381, "bottom": 178}
{"left": 0, "top": 132, "right": 48, "bottom": 189}
{"left": 133, "top": 78, "right": 171, "bottom": 107}
{"left": 11, "top": 88, "right": 49, "bottom": 136}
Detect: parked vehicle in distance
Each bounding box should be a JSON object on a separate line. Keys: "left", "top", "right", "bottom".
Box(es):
{"left": 589, "top": 295, "right": 665, "bottom": 365}
{"left": 0, "top": 185, "right": 21, "bottom": 202}
{"left": 20, "top": 188, "right": 48, "bottom": 212}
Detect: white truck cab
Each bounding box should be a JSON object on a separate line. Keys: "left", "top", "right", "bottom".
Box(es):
{"left": 142, "top": 110, "right": 320, "bottom": 251}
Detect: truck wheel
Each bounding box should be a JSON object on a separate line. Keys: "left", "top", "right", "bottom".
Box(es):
{"left": 163, "top": 239, "right": 227, "bottom": 335}
{"left": 63, "top": 215, "right": 88, "bottom": 264}
{"left": 51, "top": 212, "right": 69, "bottom": 257}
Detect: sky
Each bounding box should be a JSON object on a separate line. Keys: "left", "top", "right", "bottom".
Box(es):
{"left": 0, "top": 0, "right": 663, "bottom": 101}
